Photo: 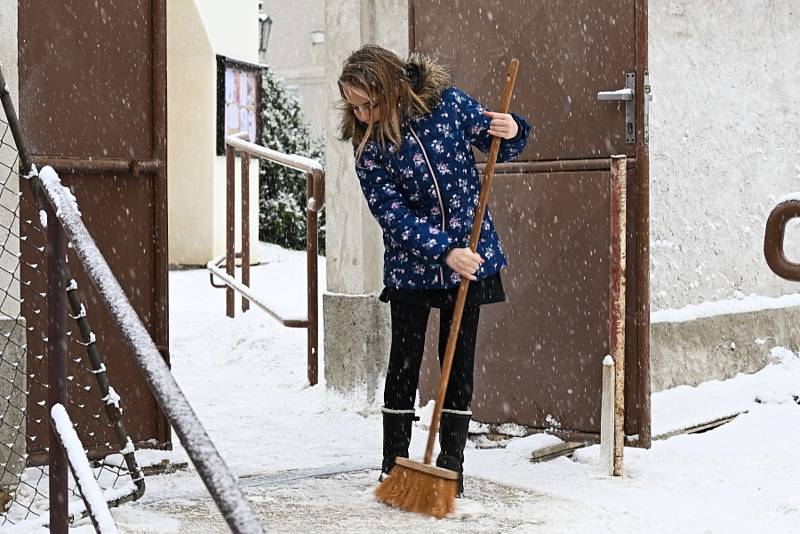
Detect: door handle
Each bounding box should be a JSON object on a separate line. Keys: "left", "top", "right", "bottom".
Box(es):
{"left": 597, "top": 72, "right": 636, "bottom": 144}
{"left": 597, "top": 88, "right": 633, "bottom": 101}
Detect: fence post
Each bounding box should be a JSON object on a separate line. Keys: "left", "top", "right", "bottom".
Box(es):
{"left": 600, "top": 355, "right": 615, "bottom": 475}
{"left": 241, "top": 153, "right": 250, "bottom": 312}
{"left": 226, "top": 146, "right": 236, "bottom": 318}
{"left": 610, "top": 155, "right": 627, "bottom": 477}
{"left": 47, "top": 206, "right": 69, "bottom": 533}
{"left": 306, "top": 172, "right": 318, "bottom": 386}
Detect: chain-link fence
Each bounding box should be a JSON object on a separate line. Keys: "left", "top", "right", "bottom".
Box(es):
{"left": 1, "top": 63, "right": 265, "bottom": 533}
{"left": 0, "top": 72, "right": 143, "bottom": 530}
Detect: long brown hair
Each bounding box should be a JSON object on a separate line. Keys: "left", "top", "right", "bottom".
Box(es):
{"left": 337, "top": 44, "right": 444, "bottom": 160}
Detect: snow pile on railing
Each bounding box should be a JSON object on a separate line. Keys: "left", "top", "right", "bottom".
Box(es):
{"left": 50, "top": 404, "right": 119, "bottom": 534}
{"left": 776, "top": 192, "right": 800, "bottom": 204}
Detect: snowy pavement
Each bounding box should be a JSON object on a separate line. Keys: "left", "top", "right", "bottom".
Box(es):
{"left": 24, "top": 244, "right": 799, "bottom": 533}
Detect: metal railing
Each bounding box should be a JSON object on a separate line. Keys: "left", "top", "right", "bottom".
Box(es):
{"left": 764, "top": 195, "right": 800, "bottom": 282}
{"left": 208, "top": 133, "right": 324, "bottom": 386}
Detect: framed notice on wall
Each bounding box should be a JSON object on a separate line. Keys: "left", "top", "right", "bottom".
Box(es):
{"left": 216, "top": 55, "right": 265, "bottom": 155}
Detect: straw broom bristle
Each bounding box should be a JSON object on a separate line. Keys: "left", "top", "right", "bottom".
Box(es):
{"left": 374, "top": 457, "right": 458, "bottom": 518}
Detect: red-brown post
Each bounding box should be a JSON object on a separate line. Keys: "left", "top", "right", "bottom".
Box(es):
{"left": 635, "top": 0, "right": 653, "bottom": 450}
{"left": 764, "top": 199, "right": 800, "bottom": 282}
{"left": 306, "top": 172, "right": 319, "bottom": 386}
{"left": 241, "top": 153, "right": 251, "bottom": 312}
{"left": 47, "top": 207, "right": 69, "bottom": 533}
{"left": 226, "top": 146, "right": 236, "bottom": 318}
{"left": 610, "top": 155, "right": 627, "bottom": 476}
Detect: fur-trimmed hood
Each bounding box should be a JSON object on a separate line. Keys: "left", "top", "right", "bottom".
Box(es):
{"left": 337, "top": 48, "right": 452, "bottom": 153}
{"left": 404, "top": 53, "right": 451, "bottom": 118}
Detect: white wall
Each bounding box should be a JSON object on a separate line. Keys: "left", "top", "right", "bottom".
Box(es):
{"left": 168, "top": 0, "right": 260, "bottom": 266}
{"left": 0, "top": 0, "right": 19, "bottom": 319}
{"left": 649, "top": 0, "right": 800, "bottom": 311}
{"left": 261, "top": 0, "right": 326, "bottom": 138}
{"left": 195, "top": 0, "right": 261, "bottom": 62}
{"left": 0, "top": 0, "right": 17, "bottom": 111}
{"left": 167, "top": 0, "right": 216, "bottom": 265}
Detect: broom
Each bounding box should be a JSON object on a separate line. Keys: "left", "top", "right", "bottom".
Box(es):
{"left": 375, "top": 58, "right": 521, "bottom": 518}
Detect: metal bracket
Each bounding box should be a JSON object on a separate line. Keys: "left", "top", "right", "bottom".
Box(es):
{"left": 644, "top": 70, "right": 652, "bottom": 146}
{"left": 597, "top": 72, "right": 636, "bottom": 144}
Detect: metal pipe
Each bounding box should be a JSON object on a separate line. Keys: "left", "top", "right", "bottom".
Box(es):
{"left": 306, "top": 172, "right": 318, "bottom": 385}
{"left": 226, "top": 135, "right": 324, "bottom": 209}
{"left": 764, "top": 199, "right": 800, "bottom": 281}
{"left": 225, "top": 135, "right": 322, "bottom": 176}
{"left": 610, "top": 155, "right": 627, "bottom": 477}
{"left": 47, "top": 205, "right": 69, "bottom": 534}
{"left": 634, "top": 0, "right": 652, "bottom": 449}
{"left": 152, "top": 0, "right": 171, "bottom": 448}
{"left": 241, "top": 153, "right": 250, "bottom": 312}
{"left": 226, "top": 146, "right": 236, "bottom": 318}
{"left": 207, "top": 258, "right": 308, "bottom": 328}
{"left": 29, "top": 156, "right": 160, "bottom": 175}
{"left": 307, "top": 169, "right": 325, "bottom": 212}
{"left": 477, "top": 158, "right": 638, "bottom": 175}
{"left": 0, "top": 67, "right": 33, "bottom": 174}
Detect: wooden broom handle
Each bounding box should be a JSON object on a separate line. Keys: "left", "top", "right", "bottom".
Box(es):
{"left": 424, "top": 59, "right": 520, "bottom": 465}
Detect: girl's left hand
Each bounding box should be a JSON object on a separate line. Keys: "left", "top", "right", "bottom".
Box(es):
{"left": 484, "top": 111, "right": 519, "bottom": 139}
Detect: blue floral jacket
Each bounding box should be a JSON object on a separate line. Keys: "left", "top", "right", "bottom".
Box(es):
{"left": 355, "top": 87, "right": 531, "bottom": 290}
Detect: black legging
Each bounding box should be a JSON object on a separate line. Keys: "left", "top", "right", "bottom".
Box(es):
{"left": 383, "top": 300, "right": 480, "bottom": 412}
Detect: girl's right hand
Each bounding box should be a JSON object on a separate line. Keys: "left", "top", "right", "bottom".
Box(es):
{"left": 445, "top": 248, "right": 484, "bottom": 281}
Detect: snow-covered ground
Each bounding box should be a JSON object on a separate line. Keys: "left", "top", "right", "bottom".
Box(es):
{"left": 13, "top": 243, "right": 799, "bottom": 533}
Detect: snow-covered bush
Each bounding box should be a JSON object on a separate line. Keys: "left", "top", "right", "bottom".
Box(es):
{"left": 259, "top": 69, "right": 325, "bottom": 253}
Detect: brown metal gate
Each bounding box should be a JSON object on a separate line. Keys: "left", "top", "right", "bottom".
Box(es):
{"left": 19, "top": 1, "right": 170, "bottom": 461}
{"left": 412, "top": 0, "right": 651, "bottom": 446}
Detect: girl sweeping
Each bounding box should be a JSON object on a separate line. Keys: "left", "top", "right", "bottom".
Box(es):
{"left": 337, "top": 44, "right": 531, "bottom": 496}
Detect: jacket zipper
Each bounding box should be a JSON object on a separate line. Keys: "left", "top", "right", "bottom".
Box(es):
{"left": 409, "top": 126, "right": 447, "bottom": 284}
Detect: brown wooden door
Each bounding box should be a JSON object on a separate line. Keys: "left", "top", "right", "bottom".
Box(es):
{"left": 19, "top": 1, "right": 170, "bottom": 462}
{"left": 412, "top": 0, "right": 651, "bottom": 446}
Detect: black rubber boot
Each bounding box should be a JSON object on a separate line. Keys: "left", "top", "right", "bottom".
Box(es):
{"left": 435, "top": 411, "right": 471, "bottom": 497}
{"left": 381, "top": 410, "right": 416, "bottom": 478}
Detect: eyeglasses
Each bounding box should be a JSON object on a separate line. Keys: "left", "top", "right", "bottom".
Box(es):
{"left": 350, "top": 100, "right": 379, "bottom": 115}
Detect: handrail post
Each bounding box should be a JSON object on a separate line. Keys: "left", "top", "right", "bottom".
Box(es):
{"left": 241, "top": 153, "right": 251, "bottom": 312}
{"left": 47, "top": 206, "right": 69, "bottom": 534}
{"left": 218, "top": 134, "right": 325, "bottom": 386}
{"left": 306, "top": 171, "right": 319, "bottom": 386}
{"left": 226, "top": 146, "right": 236, "bottom": 318}
{"left": 610, "top": 155, "right": 627, "bottom": 477}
